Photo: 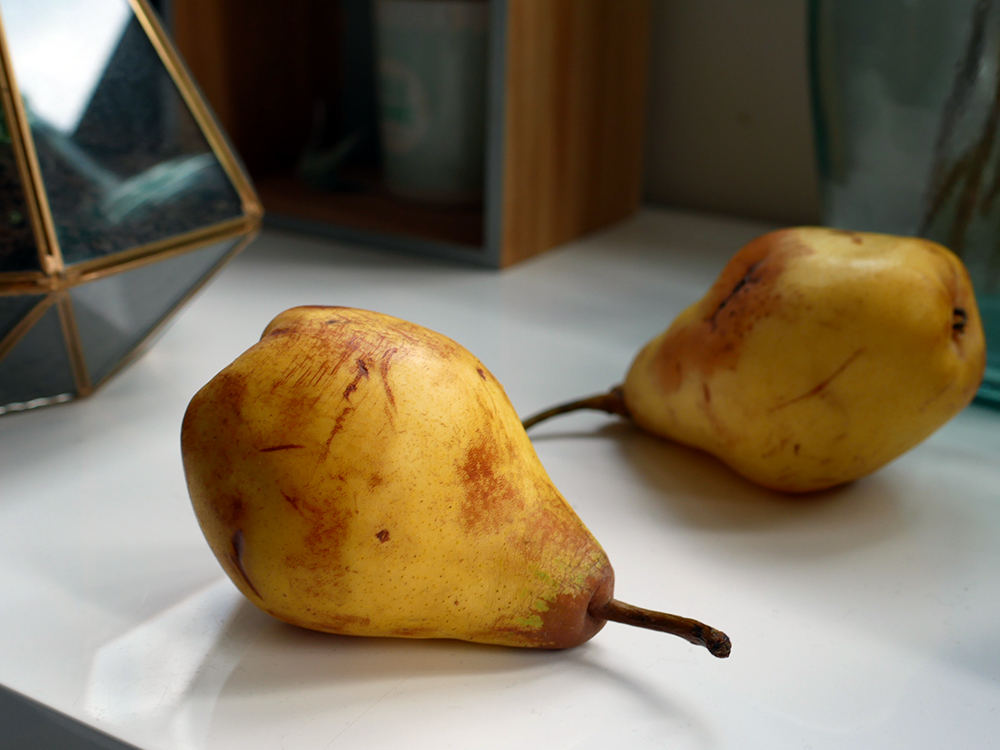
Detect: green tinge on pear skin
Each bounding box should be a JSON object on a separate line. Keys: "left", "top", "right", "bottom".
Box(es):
{"left": 517, "top": 615, "right": 545, "bottom": 630}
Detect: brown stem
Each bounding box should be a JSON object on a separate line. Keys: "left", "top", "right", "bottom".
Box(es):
{"left": 590, "top": 598, "right": 732, "bottom": 659}
{"left": 521, "top": 386, "right": 630, "bottom": 430}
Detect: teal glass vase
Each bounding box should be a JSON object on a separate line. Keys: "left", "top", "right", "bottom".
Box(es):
{"left": 810, "top": 0, "right": 1000, "bottom": 406}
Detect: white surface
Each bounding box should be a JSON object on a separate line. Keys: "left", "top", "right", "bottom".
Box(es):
{"left": 1, "top": 208, "right": 998, "bottom": 749}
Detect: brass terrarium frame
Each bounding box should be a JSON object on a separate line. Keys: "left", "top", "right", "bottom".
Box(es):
{"left": 0, "top": 0, "right": 262, "bottom": 412}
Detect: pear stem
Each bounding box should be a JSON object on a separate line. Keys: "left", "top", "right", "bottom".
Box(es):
{"left": 590, "top": 598, "right": 732, "bottom": 658}
{"left": 522, "top": 386, "right": 629, "bottom": 430}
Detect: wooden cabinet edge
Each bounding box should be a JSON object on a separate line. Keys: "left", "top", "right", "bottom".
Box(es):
{"left": 497, "top": 0, "right": 652, "bottom": 267}
{"left": 170, "top": 0, "right": 652, "bottom": 268}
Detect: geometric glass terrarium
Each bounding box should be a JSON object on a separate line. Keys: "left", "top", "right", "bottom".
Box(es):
{"left": 0, "top": 0, "right": 262, "bottom": 415}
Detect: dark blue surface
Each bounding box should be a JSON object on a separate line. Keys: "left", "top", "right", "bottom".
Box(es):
{"left": 0, "top": 684, "right": 141, "bottom": 750}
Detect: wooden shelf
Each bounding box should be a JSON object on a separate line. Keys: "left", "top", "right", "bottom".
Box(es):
{"left": 171, "top": 0, "right": 651, "bottom": 267}
{"left": 256, "top": 174, "right": 485, "bottom": 250}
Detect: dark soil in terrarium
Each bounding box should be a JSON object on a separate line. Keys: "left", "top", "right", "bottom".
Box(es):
{"left": 0, "top": 147, "right": 40, "bottom": 273}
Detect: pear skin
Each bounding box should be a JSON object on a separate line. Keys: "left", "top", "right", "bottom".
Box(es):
{"left": 182, "top": 307, "right": 729, "bottom": 654}
{"left": 524, "top": 228, "right": 986, "bottom": 493}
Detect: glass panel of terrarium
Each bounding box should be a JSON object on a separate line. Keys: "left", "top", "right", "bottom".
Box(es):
{"left": 70, "top": 237, "right": 239, "bottom": 385}
{"left": 0, "top": 293, "right": 43, "bottom": 342}
{"left": 0, "top": 300, "right": 75, "bottom": 411}
{"left": 0, "top": 103, "right": 39, "bottom": 273}
{"left": 0, "top": 0, "right": 244, "bottom": 266}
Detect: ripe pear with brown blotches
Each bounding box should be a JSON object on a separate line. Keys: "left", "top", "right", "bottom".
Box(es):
{"left": 523, "top": 228, "right": 986, "bottom": 493}
{"left": 181, "top": 306, "right": 730, "bottom": 655}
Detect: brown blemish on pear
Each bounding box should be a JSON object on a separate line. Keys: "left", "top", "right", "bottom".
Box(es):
{"left": 458, "top": 435, "right": 525, "bottom": 533}
{"left": 210, "top": 370, "right": 248, "bottom": 413}
{"left": 343, "top": 359, "right": 370, "bottom": 400}
{"left": 259, "top": 444, "right": 305, "bottom": 452}
{"left": 227, "top": 529, "right": 263, "bottom": 600}
{"left": 378, "top": 347, "right": 398, "bottom": 410}
{"left": 390, "top": 625, "right": 439, "bottom": 638}
{"left": 282, "top": 485, "right": 353, "bottom": 581}
{"left": 302, "top": 502, "right": 350, "bottom": 561}
{"left": 278, "top": 611, "right": 372, "bottom": 633}
{"left": 768, "top": 347, "right": 865, "bottom": 412}
{"left": 652, "top": 229, "right": 814, "bottom": 393}
{"left": 321, "top": 405, "right": 356, "bottom": 460}
{"left": 482, "top": 485, "right": 617, "bottom": 648}
{"left": 226, "top": 491, "right": 248, "bottom": 522}
{"left": 321, "top": 614, "right": 372, "bottom": 630}
{"left": 281, "top": 492, "right": 303, "bottom": 514}
{"left": 512, "top": 574, "right": 613, "bottom": 649}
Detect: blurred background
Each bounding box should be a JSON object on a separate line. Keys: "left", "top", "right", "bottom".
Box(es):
{"left": 3, "top": 0, "right": 997, "bottom": 406}
{"left": 642, "top": 0, "right": 818, "bottom": 226}
{"left": 159, "top": 0, "right": 820, "bottom": 262}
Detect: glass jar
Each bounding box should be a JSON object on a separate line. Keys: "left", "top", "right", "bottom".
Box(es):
{"left": 810, "top": 0, "right": 1000, "bottom": 405}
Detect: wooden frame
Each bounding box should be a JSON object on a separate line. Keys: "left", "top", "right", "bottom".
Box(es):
{"left": 172, "top": 0, "right": 651, "bottom": 267}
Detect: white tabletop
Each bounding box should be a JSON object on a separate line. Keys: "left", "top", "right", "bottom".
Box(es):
{"left": 2, "top": 207, "right": 998, "bottom": 749}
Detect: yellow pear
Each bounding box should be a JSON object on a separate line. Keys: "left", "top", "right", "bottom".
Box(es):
{"left": 181, "top": 306, "right": 729, "bottom": 654}
{"left": 523, "top": 228, "right": 986, "bottom": 493}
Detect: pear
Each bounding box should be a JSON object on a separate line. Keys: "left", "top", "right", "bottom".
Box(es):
{"left": 181, "top": 306, "right": 730, "bottom": 655}
{"left": 523, "top": 228, "right": 986, "bottom": 493}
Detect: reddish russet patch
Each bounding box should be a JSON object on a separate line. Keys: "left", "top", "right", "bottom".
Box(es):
{"left": 321, "top": 405, "right": 356, "bottom": 461}
{"left": 491, "top": 570, "right": 613, "bottom": 649}
{"left": 521, "top": 485, "right": 587, "bottom": 549}
{"left": 201, "top": 369, "right": 248, "bottom": 419}
{"left": 318, "top": 613, "right": 372, "bottom": 631}
{"left": 284, "top": 489, "right": 351, "bottom": 574}
{"left": 533, "top": 579, "right": 611, "bottom": 648}
{"left": 653, "top": 229, "right": 814, "bottom": 393}
{"left": 390, "top": 626, "right": 437, "bottom": 637}
{"left": 457, "top": 435, "right": 524, "bottom": 533}
{"left": 377, "top": 347, "right": 398, "bottom": 408}
{"left": 277, "top": 611, "right": 372, "bottom": 634}
{"left": 213, "top": 494, "right": 247, "bottom": 528}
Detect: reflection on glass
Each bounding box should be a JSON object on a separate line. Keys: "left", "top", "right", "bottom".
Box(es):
{"left": 0, "top": 293, "right": 42, "bottom": 342}
{"left": 0, "top": 301, "right": 75, "bottom": 409}
{"left": 70, "top": 238, "right": 238, "bottom": 384}
{"left": 0, "top": 0, "right": 244, "bottom": 265}
{"left": 0, "top": 105, "right": 38, "bottom": 273}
